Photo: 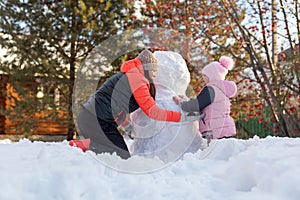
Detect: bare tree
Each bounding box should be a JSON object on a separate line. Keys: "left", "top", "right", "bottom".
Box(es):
{"left": 135, "top": 0, "right": 299, "bottom": 137}
{"left": 208, "top": 0, "right": 300, "bottom": 136}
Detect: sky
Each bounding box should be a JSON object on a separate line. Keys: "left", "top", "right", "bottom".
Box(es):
{"left": 0, "top": 136, "right": 300, "bottom": 200}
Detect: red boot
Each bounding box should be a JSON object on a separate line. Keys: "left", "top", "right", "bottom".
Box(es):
{"left": 69, "top": 138, "right": 91, "bottom": 152}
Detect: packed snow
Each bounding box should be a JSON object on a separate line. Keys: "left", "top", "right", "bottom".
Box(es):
{"left": 131, "top": 51, "right": 203, "bottom": 163}
{"left": 0, "top": 136, "right": 300, "bottom": 200}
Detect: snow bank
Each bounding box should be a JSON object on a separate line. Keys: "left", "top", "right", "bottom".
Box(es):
{"left": 1, "top": 136, "right": 300, "bottom": 200}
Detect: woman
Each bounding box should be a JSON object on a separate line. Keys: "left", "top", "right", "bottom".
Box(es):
{"left": 70, "top": 50, "right": 200, "bottom": 159}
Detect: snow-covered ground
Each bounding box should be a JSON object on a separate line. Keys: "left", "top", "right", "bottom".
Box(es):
{"left": 1, "top": 136, "right": 300, "bottom": 200}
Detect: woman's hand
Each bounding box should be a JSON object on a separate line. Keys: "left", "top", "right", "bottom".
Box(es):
{"left": 172, "top": 95, "right": 189, "bottom": 105}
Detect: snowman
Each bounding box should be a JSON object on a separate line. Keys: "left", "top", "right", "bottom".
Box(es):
{"left": 129, "top": 51, "right": 204, "bottom": 163}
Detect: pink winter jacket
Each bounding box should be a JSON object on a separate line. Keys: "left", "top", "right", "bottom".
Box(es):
{"left": 199, "top": 80, "right": 237, "bottom": 139}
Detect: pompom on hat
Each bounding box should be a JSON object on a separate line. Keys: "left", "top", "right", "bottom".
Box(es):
{"left": 202, "top": 56, "right": 234, "bottom": 81}
{"left": 137, "top": 49, "right": 158, "bottom": 70}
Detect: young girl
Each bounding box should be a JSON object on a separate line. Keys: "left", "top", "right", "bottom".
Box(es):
{"left": 173, "top": 56, "right": 237, "bottom": 142}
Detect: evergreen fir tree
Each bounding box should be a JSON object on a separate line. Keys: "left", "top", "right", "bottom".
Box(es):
{"left": 0, "top": 0, "right": 135, "bottom": 139}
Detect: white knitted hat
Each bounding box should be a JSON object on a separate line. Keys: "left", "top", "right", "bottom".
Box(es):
{"left": 138, "top": 49, "right": 158, "bottom": 70}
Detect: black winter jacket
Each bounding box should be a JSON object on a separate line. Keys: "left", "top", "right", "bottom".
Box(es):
{"left": 83, "top": 72, "right": 139, "bottom": 124}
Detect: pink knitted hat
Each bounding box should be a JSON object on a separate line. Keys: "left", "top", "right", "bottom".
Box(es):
{"left": 202, "top": 56, "right": 234, "bottom": 81}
